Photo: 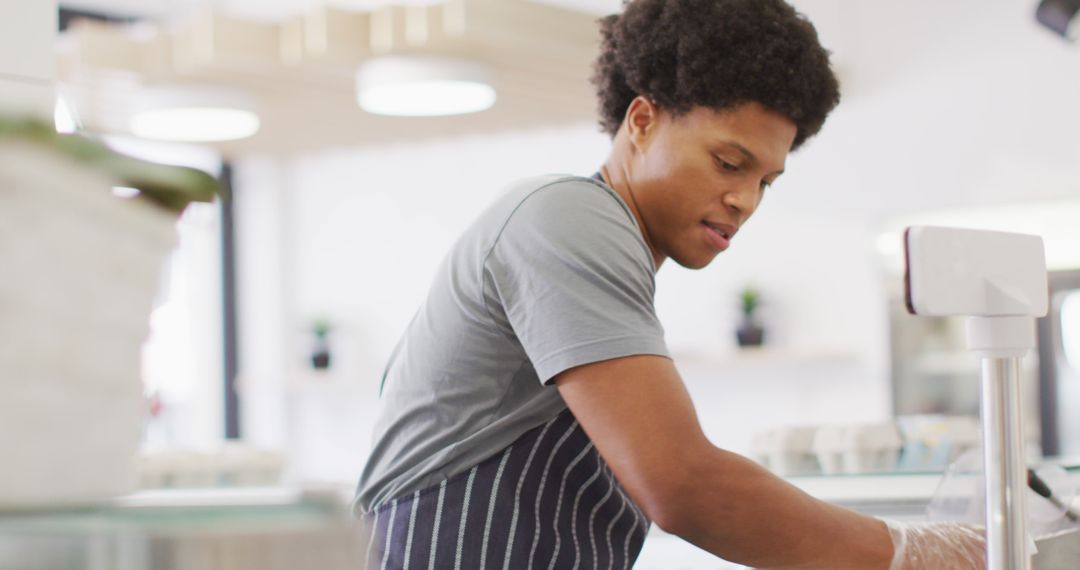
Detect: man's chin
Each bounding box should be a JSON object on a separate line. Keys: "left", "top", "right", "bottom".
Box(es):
{"left": 672, "top": 251, "right": 718, "bottom": 270}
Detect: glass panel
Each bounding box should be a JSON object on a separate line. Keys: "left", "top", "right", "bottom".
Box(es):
{"left": 1062, "top": 290, "right": 1080, "bottom": 372}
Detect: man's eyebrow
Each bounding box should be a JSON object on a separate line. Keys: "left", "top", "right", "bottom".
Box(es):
{"left": 717, "top": 140, "right": 785, "bottom": 176}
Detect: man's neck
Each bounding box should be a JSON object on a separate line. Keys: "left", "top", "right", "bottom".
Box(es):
{"left": 599, "top": 159, "right": 665, "bottom": 271}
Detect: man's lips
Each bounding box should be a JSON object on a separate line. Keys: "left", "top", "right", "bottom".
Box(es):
{"left": 702, "top": 221, "right": 736, "bottom": 251}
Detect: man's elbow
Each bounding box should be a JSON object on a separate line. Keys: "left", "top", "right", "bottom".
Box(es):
{"left": 643, "top": 501, "right": 692, "bottom": 536}
{"left": 629, "top": 458, "right": 707, "bottom": 537}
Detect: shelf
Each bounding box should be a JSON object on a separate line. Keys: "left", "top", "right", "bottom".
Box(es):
{"left": 672, "top": 347, "right": 859, "bottom": 369}
{"left": 786, "top": 471, "right": 945, "bottom": 504}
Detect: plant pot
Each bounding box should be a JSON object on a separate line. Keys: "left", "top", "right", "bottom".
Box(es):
{"left": 736, "top": 319, "right": 766, "bottom": 347}
{"left": 0, "top": 141, "right": 177, "bottom": 507}
{"left": 311, "top": 345, "right": 332, "bottom": 370}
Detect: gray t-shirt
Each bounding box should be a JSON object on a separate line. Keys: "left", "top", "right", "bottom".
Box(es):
{"left": 354, "top": 174, "right": 669, "bottom": 513}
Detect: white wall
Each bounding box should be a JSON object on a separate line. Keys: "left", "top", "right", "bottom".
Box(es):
{"left": 234, "top": 0, "right": 1080, "bottom": 483}
{"left": 231, "top": 115, "right": 902, "bottom": 480}
{"left": 236, "top": 125, "right": 615, "bottom": 482}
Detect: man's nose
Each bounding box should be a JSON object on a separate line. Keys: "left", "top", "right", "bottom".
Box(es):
{"left": 722, "top": 183, "right": 757, "bottom": 222}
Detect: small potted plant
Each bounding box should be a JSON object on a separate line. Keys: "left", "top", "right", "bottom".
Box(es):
{"left": 311, "top": 319, "right": 333, "bottom": 370}
{"left": 736, "top": 286, "right": 766, "bottom": 347}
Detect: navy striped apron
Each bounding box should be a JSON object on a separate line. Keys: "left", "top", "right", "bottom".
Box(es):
{"left": 364, "top": 410, "right": 651, "bottom": 569}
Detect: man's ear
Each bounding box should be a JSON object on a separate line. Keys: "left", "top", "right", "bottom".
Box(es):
{"left": 623, "top": 96, "right": 659, "bottom": 154}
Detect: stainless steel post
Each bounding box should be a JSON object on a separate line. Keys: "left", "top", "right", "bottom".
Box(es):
{"left": 980, "top": 356, "right": 1030, "bottom": 570}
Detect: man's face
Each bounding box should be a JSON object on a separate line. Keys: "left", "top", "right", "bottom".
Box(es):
{"left": 627, "top": 101, "right": 797, "bottom": 269}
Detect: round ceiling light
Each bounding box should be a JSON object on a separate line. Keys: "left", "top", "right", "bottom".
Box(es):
{"left": 355, "top": 56, "right": 497, "bottom": 117}
{"left": 130, "top": 87, "right": 261, "bottom": 142}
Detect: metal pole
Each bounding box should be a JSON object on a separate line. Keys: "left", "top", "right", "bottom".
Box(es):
{"left": 220, "top": 162, "right": 241, "bottom": 440}
{"left": 980, "top": 356, "right": 1030, "bottom": 570}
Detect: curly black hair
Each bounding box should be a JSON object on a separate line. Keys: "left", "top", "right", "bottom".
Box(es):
{"left": 591, "top": 0, "right": 840, "bottom": 150}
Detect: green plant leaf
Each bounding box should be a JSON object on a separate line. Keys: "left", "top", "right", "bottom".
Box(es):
{"left": 0, "top": 115, "right": 219, "bottom": 214}
{"left": 739, "top": 287, "right": 760, "bottom": 316}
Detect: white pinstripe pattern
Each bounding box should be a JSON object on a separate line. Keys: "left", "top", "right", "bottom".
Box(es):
{"left": 454, "top": 466, "right": 479, "bottom": 570}
{"left": 526, "top": 421, "right": 581, "bottom": 570}
{"left": 479, "top": 446, "right": 514, "bottom": 570}
{"left": 621, "top": 502, "right": 640, "bottom": 570}
{"left": 382, "top": 499, "right": 399, "bottom": 570}
{"left": 629, "top": 496, "right": 650, "bottom": 530}
{"left": 587, "top": 464, "right": 617, "bottom": 570}
{"left": 403, "top": 490, "right": 420, "bottom": 570}
{"left": 615, "top": 482, "right": 648, "bottom": 570}
{"left": 614, "top": 480, "right": 649, "bottom": 532}
{"left": 502, "top": 416, "right": 560, "bottom": 570}
{"left": 568, "top": 457, "right": 605, "bottom": 570}
{"left": 374, "top": 414, "right": 647, "bottom": 570}
{"left": 367, "top": 504, "right": 383, "bottom": 567}
{"left": 546, "top": 442, "right": 596, "bottom": 570}
{"left": 428, "top": 479, "right": 448, "bottom": 570}
{"left": 604, "top": 485, "right": 628, "bottom": 570}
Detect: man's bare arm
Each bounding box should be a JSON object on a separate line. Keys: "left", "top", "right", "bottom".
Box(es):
{"left": 555, "top": 354, "right": 894, "bottom": 569}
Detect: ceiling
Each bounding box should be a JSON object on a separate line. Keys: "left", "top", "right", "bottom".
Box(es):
{"left": 56, "top": 0, "right": 1064, "bottom": 156}
{"left": 59, "top": 0, "right": 623, "bottom": 21}
{"left": 58, "top": 0, "right": 616, "bottom": 155}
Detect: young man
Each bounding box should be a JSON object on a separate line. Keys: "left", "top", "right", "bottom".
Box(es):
{"left": 355, "top": 1, "right": 986, "bottom": 568}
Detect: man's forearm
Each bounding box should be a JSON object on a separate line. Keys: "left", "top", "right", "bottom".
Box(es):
{"left": 666, "top": 447, "right": 895, "bottom": 569}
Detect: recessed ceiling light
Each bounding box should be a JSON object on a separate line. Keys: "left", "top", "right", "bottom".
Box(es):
{"left": 355, "top": 56, "right": 497, "bottom": 117}
{"left": 130, "top": 86, "right": 261, "bottom": 142}
{"left": 131, "top": 107, "right": 260, "bottom": 142}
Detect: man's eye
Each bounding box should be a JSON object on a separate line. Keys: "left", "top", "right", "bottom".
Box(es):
{"left": 716, "top": 157, "right": 739, "bottom": 172}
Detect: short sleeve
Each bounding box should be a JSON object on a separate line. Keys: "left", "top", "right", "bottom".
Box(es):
{"left": 483, "top": 179, "right": 670, "bottom": 384}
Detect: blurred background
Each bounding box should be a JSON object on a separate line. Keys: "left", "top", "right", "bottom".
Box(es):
{"left": 3, "top": 0, "right": 1080, "bottom": 568}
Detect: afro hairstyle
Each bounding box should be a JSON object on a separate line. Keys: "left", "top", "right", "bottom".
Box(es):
{"left": 591, "top": 0, "right": 841, "bottom": 150}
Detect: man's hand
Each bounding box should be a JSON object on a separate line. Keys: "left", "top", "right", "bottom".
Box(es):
{"left": 884, "top": 521, "right": 986, "bottom": 570}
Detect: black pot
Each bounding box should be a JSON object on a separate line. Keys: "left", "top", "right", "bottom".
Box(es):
{"left": 736, "top": 320, "right": 765, "bottom": 347}
{"left": 311, "top": 350, "right": 332, "bottom": 370}
{"left": 311, "top": 336, "right": 332, "bottom": 370}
